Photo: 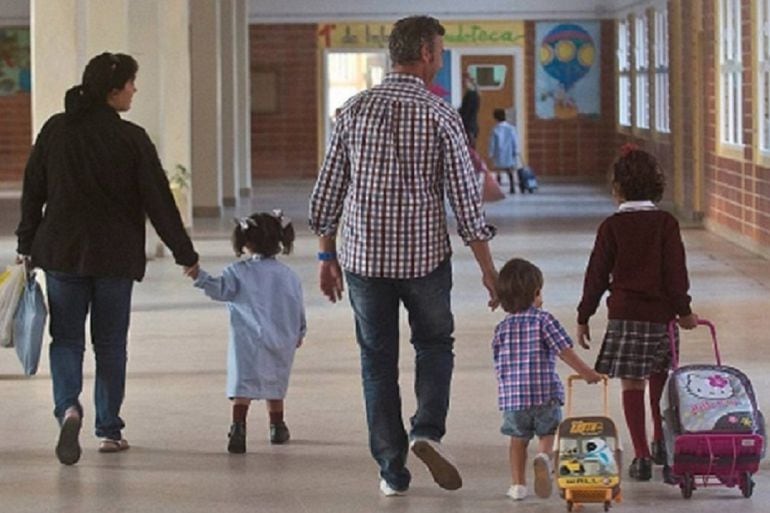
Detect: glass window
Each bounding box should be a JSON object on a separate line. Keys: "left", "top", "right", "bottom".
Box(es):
{"left": 634, "top": 14, "right": 650, "bottom": 130}
{"left": 617, "top": 20, "right": 632, "bottom": 127}
{"left": 467, "top": 64, "right": 507, "bottom": 91}
{"left": 654, "top": 8, "right": 670, "bottom": 133}
{"left": 758, "top": 0, "right": 770, "bottom": 151}
{"left": 719, "top": 0, "right": 743, "bottom": 146}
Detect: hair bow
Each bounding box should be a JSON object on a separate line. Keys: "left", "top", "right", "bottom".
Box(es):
{"left": 235, "top": 216, "right": 257, "bottom": 231}
{"left": 619, "top": 142, "right": 639, "bottom": 157}
{"left": 272, "top": 209, "right": 291, "bottom": 229}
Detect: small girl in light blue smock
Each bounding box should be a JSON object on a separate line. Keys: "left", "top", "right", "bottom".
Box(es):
{"left": 189, "top": 210, "right": 306, "bottom": 454}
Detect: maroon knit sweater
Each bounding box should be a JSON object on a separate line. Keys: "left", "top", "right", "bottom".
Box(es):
{"left": 577, "top": 210, "right": 692, "bottom": 325}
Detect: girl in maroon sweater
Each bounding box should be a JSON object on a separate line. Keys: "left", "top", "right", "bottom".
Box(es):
{"left": 576, "top": 145, "right": 698, "bottom": 481}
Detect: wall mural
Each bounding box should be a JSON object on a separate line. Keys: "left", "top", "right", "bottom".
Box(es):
{"left": 535, "top": 21, "right": 600, "bottom": 120}
{"left": 0, "top": 28, "right": 31, "bottom": 96}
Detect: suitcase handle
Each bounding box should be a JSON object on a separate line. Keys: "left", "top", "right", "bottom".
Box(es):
{"left": 565, "top": 374, "right": 609, "bottom": 418}
{"left": 667, "top": 319, "right": 720, "bottom": 369}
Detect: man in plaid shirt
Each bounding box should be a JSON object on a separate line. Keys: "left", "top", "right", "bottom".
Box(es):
{"left": 309, "top": 15, "right": 498, "bottom": 496}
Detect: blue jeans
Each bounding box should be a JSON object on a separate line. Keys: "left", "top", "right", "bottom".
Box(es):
{"left": 46, "top": 272, "right": 133, "bottom": 440}
{"left": 345, "top": 258, "right": 455, "bottom": 490}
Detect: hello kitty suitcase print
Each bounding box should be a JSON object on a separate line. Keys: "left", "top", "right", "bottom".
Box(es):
{"left": 661, "top": 320, "right": 765, "bottom": 499}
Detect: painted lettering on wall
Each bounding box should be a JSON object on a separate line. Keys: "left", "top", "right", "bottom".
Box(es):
{"left": 318, "top": 21, "right": 525, "bottom": 49}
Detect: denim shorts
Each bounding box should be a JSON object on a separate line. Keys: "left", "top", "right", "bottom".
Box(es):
{"left": 501, "top": 401, "right": 562, "bottom": 440}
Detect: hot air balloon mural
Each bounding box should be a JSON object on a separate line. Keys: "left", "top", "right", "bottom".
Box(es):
{"left": 535, "top": 22, "right": 600, "bottom": 119}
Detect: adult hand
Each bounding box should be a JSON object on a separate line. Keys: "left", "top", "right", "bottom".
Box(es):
{"left": 577, "top": 323, "right": 591, "bottom": 349}
{"left": 319, "top": 260, "right": 344, "bottom": 303}
{"left": 678, "top": 312, "right": 699, "bottom": 330}
{"left": 482, "top": 270, "right": 499, "bottom": 310}
{"left": 183, "top": 262, "right": 200, "bottom": 280}
{"left": 16, "top": 254, "right": 31, "bottom": 272}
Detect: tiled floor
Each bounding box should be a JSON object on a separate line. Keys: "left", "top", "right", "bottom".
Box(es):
{"left": 0, "top": 180, "right": 768, "bottom": 512}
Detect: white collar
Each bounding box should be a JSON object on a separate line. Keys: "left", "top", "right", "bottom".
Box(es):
{"left": 617, "top": 200, "right": 657, "bottom": 212}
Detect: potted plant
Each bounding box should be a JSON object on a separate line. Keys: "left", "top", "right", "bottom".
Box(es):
{"left": 167, "top": 164, "right": 191, "bottom": 228}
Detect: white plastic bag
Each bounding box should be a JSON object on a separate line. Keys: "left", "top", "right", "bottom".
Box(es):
{"left": 0, "top": 264, "right": 25, "bottom": 348}
{"left": 13, "top": 271, "right": 47, "bottom": 375}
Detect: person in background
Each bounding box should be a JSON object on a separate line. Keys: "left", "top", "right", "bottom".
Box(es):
{"left": 459, "top": 72, "right": 480, "bottom": 142}
{"left": 15, "top": 52, "right": 199, "bottom": 465}
{"left": 309, "top": 15, "right": 498, "bottom": 497}
{"left": 488, "top": 108, "right": 520, "bottom": 194}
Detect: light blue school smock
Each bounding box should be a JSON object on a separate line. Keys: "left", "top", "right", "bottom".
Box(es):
{"left": 194, "top": 257, "right": 306, "bottom": 399}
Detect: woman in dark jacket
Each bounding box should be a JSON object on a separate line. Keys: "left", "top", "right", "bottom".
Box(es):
{"left": 15, "top": 52, "right": 199, "bottom": 465}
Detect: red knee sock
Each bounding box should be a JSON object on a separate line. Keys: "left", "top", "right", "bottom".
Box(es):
{"left": 232, "top": 404, "right": 249, "bottom": 424}
{"left": 648, "top": 372, "right": 668, "bottom": 442}
{"left": 623, "top": 390, "right": 650, "bottom": 459}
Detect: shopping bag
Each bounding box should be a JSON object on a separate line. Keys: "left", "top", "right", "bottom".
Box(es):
{"left": 13, "top": 271, "right": 47, "bottom": 376}
{"left": 482, "top": 171, "right": 505, "bottom": 202}
{"left": 0, "top": 264, "right": 25, "bottom": 348}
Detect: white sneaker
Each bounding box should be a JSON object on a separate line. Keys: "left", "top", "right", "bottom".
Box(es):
{"left": 507, "top": 484, "right": 527, "bottom": 500}
{"left": 379, "top": 479, "right": 407, "bottom": 497}
{"left": 410, "top": 438, "right": 463, "bottom": 490}
{"left": 533, "top": 452, "right": 553, "bottom": 498}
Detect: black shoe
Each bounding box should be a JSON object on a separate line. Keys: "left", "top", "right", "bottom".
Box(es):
{"left": 270, "top": 421, "right": 290, "bottom": 444}
{"left": 228, "top": 422, "right": 246, "bottom": 454}
{"left": 628, "top": 458, "right": 652, "bottom": 481}
{"left": 651, "top": 440, "right": 666, "bottom": 465}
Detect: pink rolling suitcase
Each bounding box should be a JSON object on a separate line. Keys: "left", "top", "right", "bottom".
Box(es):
{"left": 661, "top": 319, "right": 765, "bottom": 498}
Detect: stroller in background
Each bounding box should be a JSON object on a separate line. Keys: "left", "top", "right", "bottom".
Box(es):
{"left": 661, "top": 319, "right": 765, "bottom": 499}
{"left": 555, "top": 375, "right": 622, "bottom": 512}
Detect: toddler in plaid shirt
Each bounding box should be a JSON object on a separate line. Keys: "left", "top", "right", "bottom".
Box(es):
{"left": 493, "top": 258, "right": 601, "bottom": 501}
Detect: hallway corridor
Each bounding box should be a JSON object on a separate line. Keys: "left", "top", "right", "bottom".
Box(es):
{"left": 0, "top": 180, "right": 768, "bottom": 512}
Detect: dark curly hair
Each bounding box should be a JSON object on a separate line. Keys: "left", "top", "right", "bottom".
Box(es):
{"left": 496, "top": 258, "right": 544, "bottom": 314}
{"left": 388, "top": 16, "right": 445, "bottom": 65}
{"left": 612, "top": 149, "right": 665, "bottom": 202}
{"left": 231, "top": 212, "right": 295, "bottom": 258}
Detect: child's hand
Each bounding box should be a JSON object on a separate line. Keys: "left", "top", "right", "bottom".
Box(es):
{"left": 184, "top": 263, "right": 200, "bottom": 280}
{"left": 678, "top": 313, "right": 699, "bottom": 329}
{"left": 576, "top": 323, "right": 591, "bottom": 349}
{"left": 583, "top": 369, "right": 603, "bottom": 384}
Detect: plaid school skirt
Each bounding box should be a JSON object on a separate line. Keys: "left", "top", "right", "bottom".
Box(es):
{"left": 595, "top": 319, "right": 679, "bottom": 379}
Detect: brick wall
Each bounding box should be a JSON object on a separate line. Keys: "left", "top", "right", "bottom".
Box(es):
{"left": 525, "top": 20, "right": 618, "bottom": 178}
{"left": 701, "top": 0, "right": 769, "bottom": 249}
{"left": 0, "top": 93, "right": 31, "bottom": 183}
{"left": 617, "top": 0, "right": 769, "bottom": 253}
{"left": 249, "top": 24, "right": 318, "bottom": 179}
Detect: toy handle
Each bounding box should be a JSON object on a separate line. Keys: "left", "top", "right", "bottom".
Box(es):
{"left": 668, "top": 319, "right": 720, "bottom": 370}
{"left": 566, "top": 374, "right": 609, "bottom": 418}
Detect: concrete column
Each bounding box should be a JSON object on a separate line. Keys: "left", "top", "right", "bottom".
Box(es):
{"left": 31, "top": 0, "right": 131, "bottom": 136}
{"left": 220, "top": 0, "right": 239, "bottom": 207}
{"left": 158, "top": 0, "right": 192, "bottom": 227}
{"left": 82, "top": 0, "right": 129, "bottom": 59}
{"left": 125, "top": 0, "right": 159, "bottom": 140}
{"left": 30, "top": 0, "right": 79, "bottom": 136}
{"left": 235, "top": 0, "right": 252, "bottom": 197}
{"left": 190, "top": 0, "right": 223, "bottom": 217}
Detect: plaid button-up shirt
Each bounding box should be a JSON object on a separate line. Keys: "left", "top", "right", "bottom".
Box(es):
{"left": 493, "top": 307, "right": 573, "bottom": 411}
{"left": 309, "top": 73, "right": 495, "bottom": 279}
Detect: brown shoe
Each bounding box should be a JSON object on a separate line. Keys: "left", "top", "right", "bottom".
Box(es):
{"left": 56, "top": 413, "right": 82, "bottom": 465}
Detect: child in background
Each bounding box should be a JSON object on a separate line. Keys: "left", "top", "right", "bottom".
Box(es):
{"left": 493, "top": 258, "right": 601, "bottom": 501}
{"left": 576, "top": 145, "right": 698, "bottom": 481}
{"left": 188, "top": 210, "right": 306, "bottom": 453}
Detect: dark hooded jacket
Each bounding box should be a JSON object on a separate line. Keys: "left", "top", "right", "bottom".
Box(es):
{"left": 15, "top": 87, "right": 198, "bottom": 280}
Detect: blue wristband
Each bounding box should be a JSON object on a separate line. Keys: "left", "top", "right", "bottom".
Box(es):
{"left": 317, "top": 251, "right": 337, "bottom": 262}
